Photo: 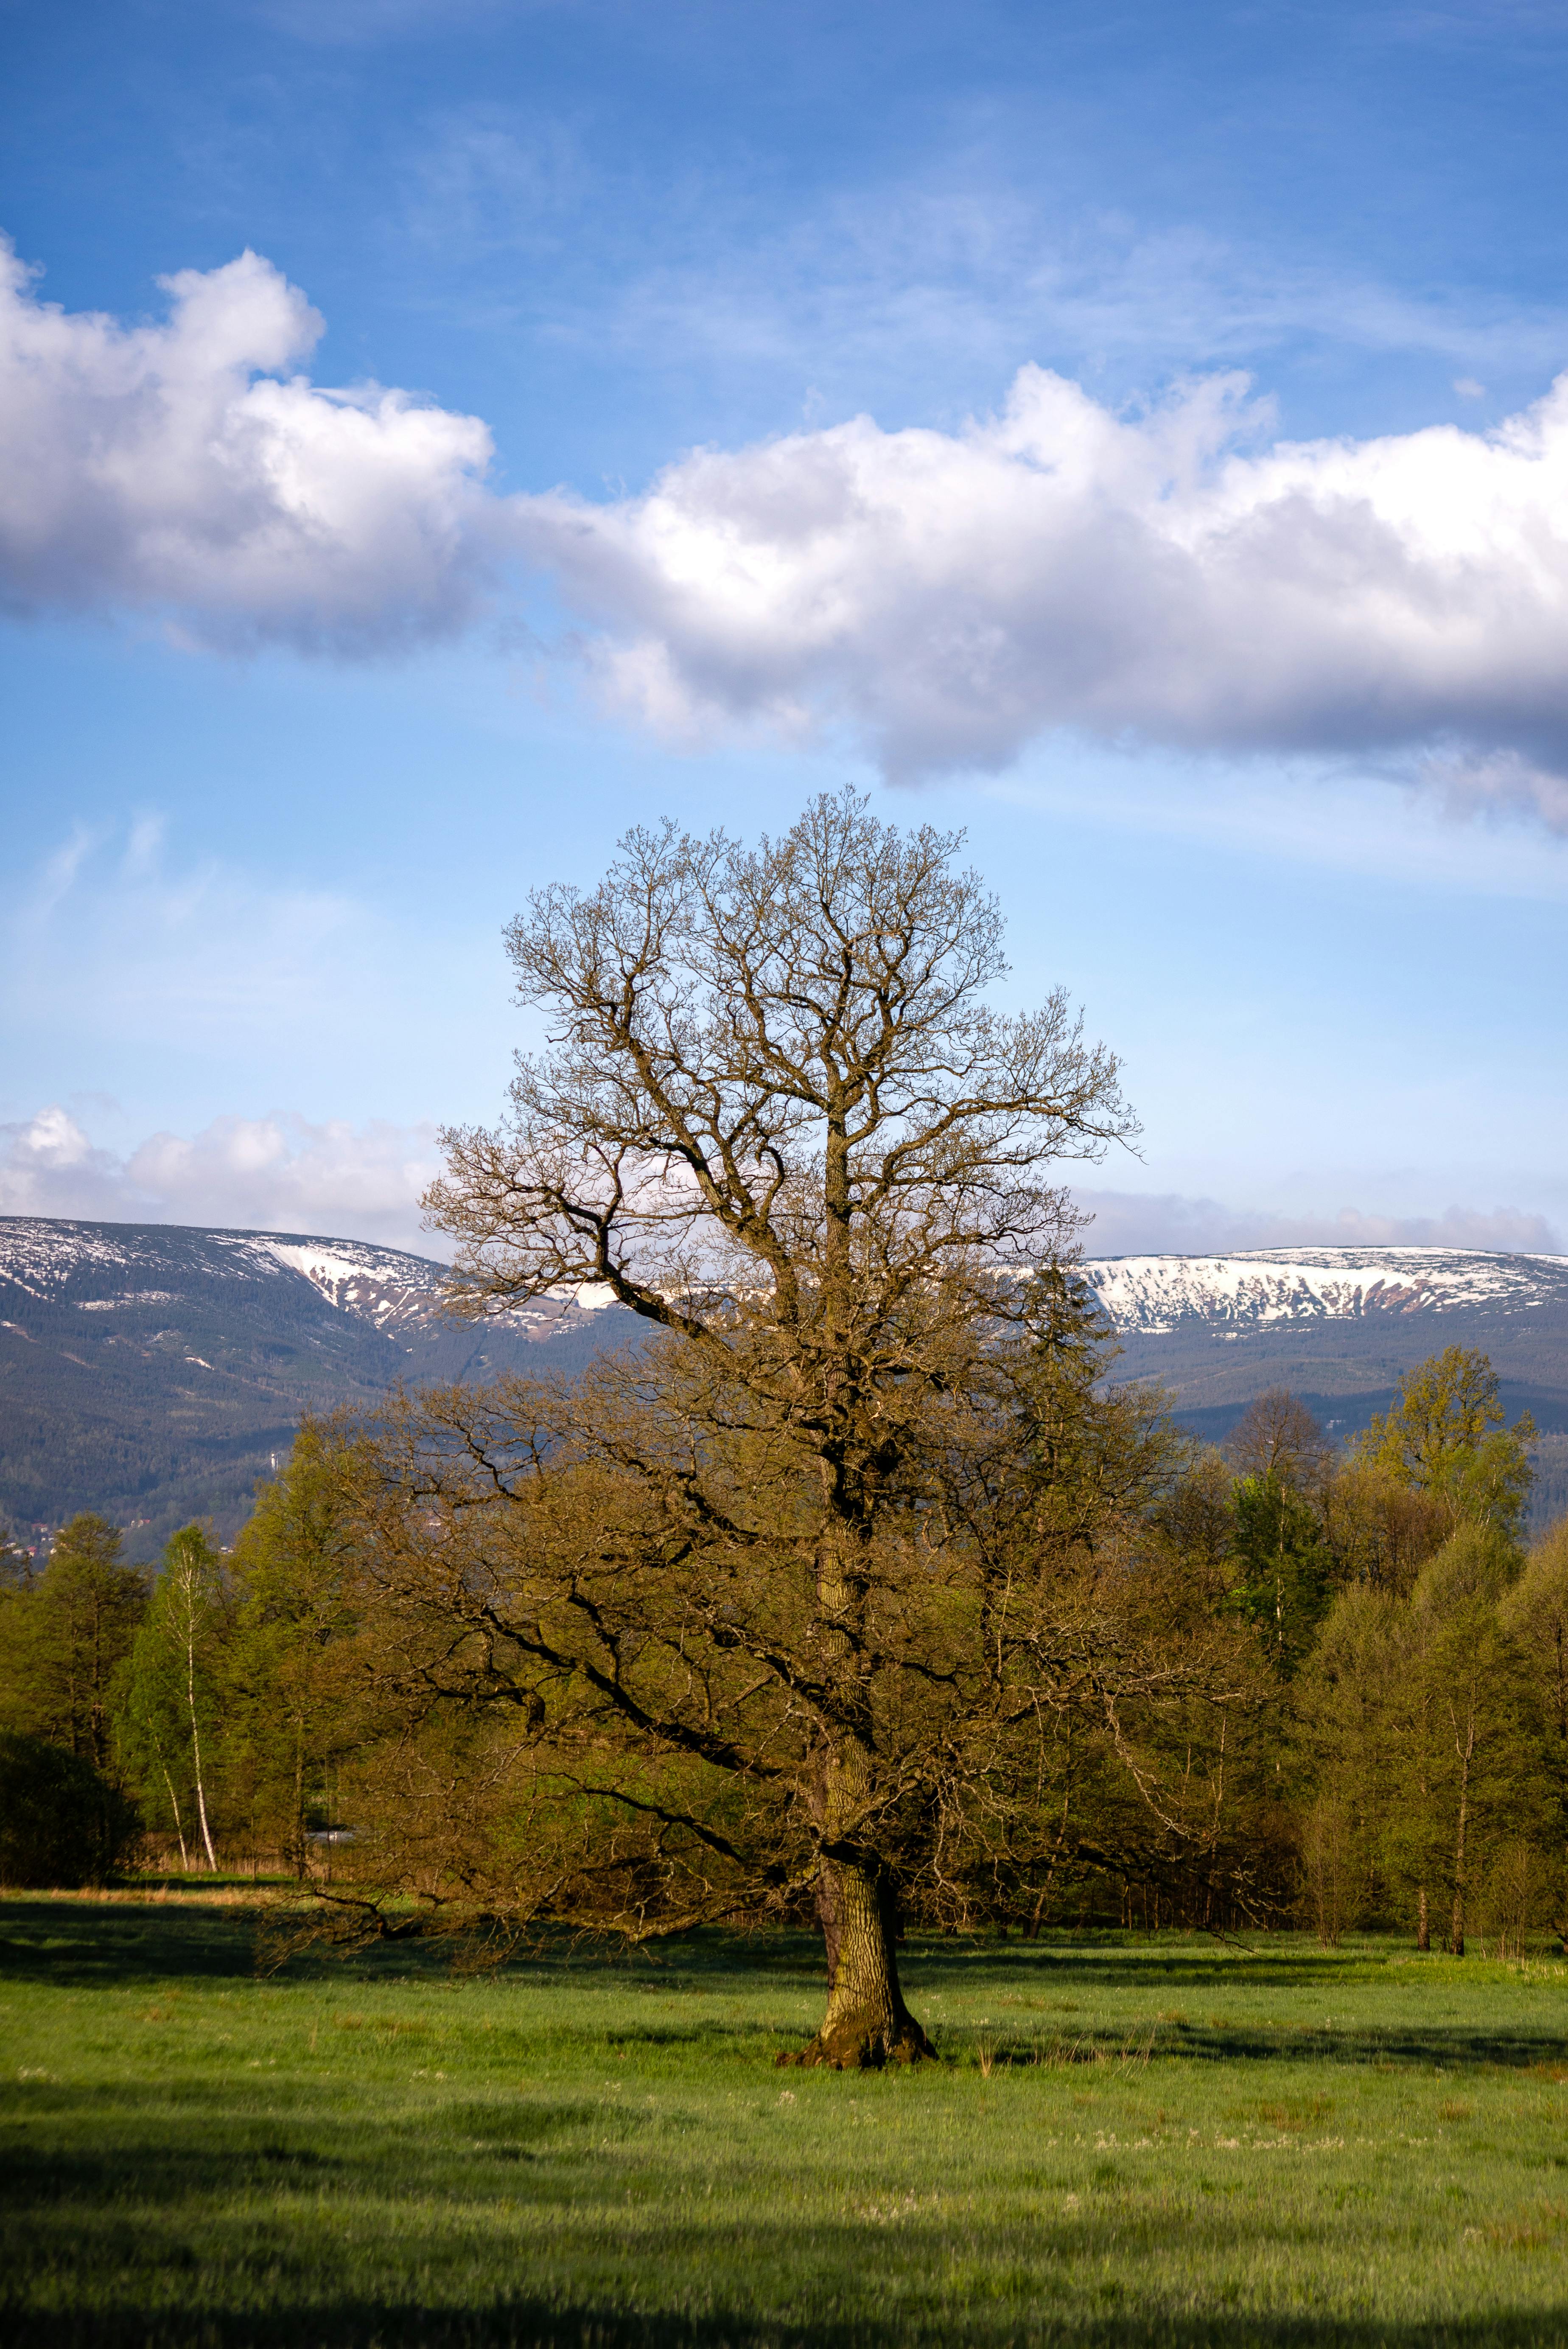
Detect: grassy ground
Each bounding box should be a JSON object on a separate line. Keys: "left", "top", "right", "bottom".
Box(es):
{"left": 5, "top": 1901, "right": 1568, "bottom": 2346}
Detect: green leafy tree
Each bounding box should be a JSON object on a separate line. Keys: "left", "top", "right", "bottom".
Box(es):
{"left": 0, "top": 1514, "right": 146, "bottom": 1769}
{"left": 0, "top": 1732, "right": 141, "bottom": 1887}
{"left": 1498, "top": 1516, "right": 1568, "bottom": 1937}
{"left": 224, "top": 1425, "right": 360, "bottom": 1877}
{"left": 1381, "top": 1526, "right": 1545, "bottom": 1954}
{"left": 1232, "top": 1471, "right": 1333, "bottom": 1678}
{"left": 1354, "top": 1348, "right": 1534, "bottom": 1542}
{"left": 1294, "top": 1585, "right": 1402, "bottom": 1937}
{"left": 1321, "top": 1462, "right": 1452, "bottom": 1599}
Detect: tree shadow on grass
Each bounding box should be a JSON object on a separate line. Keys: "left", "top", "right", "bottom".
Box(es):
{"left": 7, "top": 1909, "right": 1566, "bottom": 2076}
{"left": 0, "top": 1902, "right": 478, "bottom": 1988}
{"left": 0, "top": 1906, "right": 828, "bottom": 2004}
{"left": 5, "top": 2299, "right": 1566, "bottom": 2348}
{"left": 972, "top": 2020, "right": 1568, "bottom": 2074}
{"left": 899, "top": 1938, "right": 1393, "bottom": 1996}
{"left": 0, "top": 1910, "right": 1380, "bottom": 1996}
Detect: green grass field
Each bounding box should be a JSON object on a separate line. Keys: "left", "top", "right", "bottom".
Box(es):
{"left": 5, "top": 1900, "right": 1568, "bottom": 2346}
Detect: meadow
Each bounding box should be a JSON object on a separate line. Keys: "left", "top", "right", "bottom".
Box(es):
{"left": 4, "top": 1901, "right": 1568, "bottom": 2348}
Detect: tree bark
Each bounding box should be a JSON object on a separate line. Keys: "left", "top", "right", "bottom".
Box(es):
{"left": 161, "top": 1761, "right": 190, "bottom": 1875}
{"left": 815, "top": 1872, "right": 842, "bottom": 1992}
{"left": 780, "top": 1855, "right": 932, "bottom": 2069}
{"left": 1450, "top": 1700, "right": 1475, "bottom": 1959}
{"left": 184, "top": 1589, "right": 219, "bottom": 1874}
{"left": 291, "top": 1732, "right": 308, "bottom": 1883}
{"left": 1417, "top": 1884, "right": 1429, "bottom": 1952}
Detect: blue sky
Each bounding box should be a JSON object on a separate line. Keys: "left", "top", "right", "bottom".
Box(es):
{"left": 5, "top": 0, "right": 1568, "bottom": 1255}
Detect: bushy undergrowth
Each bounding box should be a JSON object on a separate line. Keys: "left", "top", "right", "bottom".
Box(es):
{"left": 6, "top": 1904, "right": 1568, "bottom": 2345}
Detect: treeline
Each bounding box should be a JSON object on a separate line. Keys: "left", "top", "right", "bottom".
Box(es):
{"left": 0, "top": 1425, "right": 355, "bottom": 1884}
{"left": 2, "top": 1342, "right": 1564, "bottom": 1957}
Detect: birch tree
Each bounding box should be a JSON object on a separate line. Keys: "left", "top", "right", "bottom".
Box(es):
{"left": 123, "top": 1527, "right": 227, "bottom": 1872}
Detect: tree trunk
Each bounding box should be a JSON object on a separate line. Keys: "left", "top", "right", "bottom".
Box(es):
{"left": 1417, "top": 1884, "right": 1429, "bottom": 1952}
{"left": 184, "top": 1601, "right": 219, "bottom": 1873}
{"left": 1450, "top": 1701, "right": 1475, "bottom": 1959}
{"left": 291, "top": 1728, "right": 308, "bottom": 1883}
{"left": 779, "top": 1854, "right": 932, "bottom": 2069}
{"left": 161, "top": 1762, "right": 190, "bottom": 1874}
{"left": 815, "top": 1872, "right": 841, "bottom": 1992}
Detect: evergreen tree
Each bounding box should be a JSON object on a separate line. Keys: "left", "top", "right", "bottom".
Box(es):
{"left": 0, "top": 1514, "right": 146, "bottom": 1770}
{"left": 1232, "top": 1469, "right": 1333, "bottom": 1677}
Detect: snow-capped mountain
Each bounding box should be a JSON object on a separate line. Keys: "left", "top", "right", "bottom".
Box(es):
{"left": 1078, "top": 1246, "right": 1568, "bottom": 1337}
{"left": 0, "top": 1217, "right": 637, "bottom": 1553}
{"left": 7, "top": 1222, "right": 1568, "bottom": 1553}
{"left": 0, "top": 1218, "right": 448, "bottom": 1334}
{"left": 0, "top": 1218, "right": 598, "bottom": 1344}
{"left": 1070, "top": 1243, "right": 1568, "bottom": 1535}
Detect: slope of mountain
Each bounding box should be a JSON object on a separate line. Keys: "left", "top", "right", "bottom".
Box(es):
{"left": 1080, "top": 1246, "right": 1565, "bottom": 1336}
{"left": 1078, "top": 1245, "right": 1568, "bottom": 1531}
{"left": 8, "top": 1223, "right": 1568, "bottom": 1558}
{"left": 0, "top": 1217, "right": 638, "bottom": 1555}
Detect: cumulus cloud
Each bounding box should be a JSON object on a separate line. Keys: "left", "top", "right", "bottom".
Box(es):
{"left": 515, "top": 362, "right": 1568, "bottom": 790}
{"left": 0, "top": 240, "right": 499, "bottom": 652}
{"left": 1075, "top": 1190, "right": 1562, "bottom": 1259}
{"left": 15, "top": 238, "right": 1568, "bottom": 799}
{"left": 0, "top": 1107, "right": 445, "bottom": 1255}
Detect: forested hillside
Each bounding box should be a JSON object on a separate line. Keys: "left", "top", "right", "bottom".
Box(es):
{"left": 0, "top": 1218, "right": 638, "bottom": 1553}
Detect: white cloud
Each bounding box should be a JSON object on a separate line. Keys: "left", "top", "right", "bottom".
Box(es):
{"left": 0, "top": 1106, "right": 445, "bottom": 1254}
{"left": 14, "top": 238, "right": 1568, "bottom": 803}
{"left": 0, "top": 239, "right": 500, "bottom": 653}
{"left": 515, "top": 362, "right": 1568, "bottom": 788}
{"left": 1075, "top": 1191, "right": 1562, "bottom": 1259}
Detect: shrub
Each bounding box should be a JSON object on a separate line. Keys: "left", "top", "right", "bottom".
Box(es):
{"left": 0, "top": 1732, "right": 141, "bottom": 1887}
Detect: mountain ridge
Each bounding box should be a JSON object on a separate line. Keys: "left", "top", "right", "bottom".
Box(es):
{"left": 7, "top": 1222, "right": 1568, "bottom": 1553}
{"left": 1078, "top": 1244, "right": 1568, "bottom": 1336}
{"left": 0, "top": 1215, "right": 638, "bottom": 1554}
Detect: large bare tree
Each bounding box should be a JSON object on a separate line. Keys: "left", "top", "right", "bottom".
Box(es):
{"left": 380, "top": 793, "right": 1240, "bottom": 2062}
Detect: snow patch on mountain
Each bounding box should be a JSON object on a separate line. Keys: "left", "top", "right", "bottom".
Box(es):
{"left": 250, "top": 1239, "right": 450, "bottom": 1331}
{"left": 0, "top": 1216, "right": 631, "bottom": 1343}
{"left": 1078, "top": 1246, "right": 1568, "bottom": 1336}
